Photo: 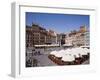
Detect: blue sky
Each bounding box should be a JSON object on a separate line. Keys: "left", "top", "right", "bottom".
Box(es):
{"left": 26, "top": 12, "right": 89, "bottom": 33}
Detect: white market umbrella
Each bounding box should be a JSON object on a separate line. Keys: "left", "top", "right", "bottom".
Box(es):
{"left": 55, "top": 50, "right": 65, "bottom": 57}
{"left": 84, "top": 48, "right": 90, "bottom": 53}
{"left": 55, "top": 53, "right": 64, "bottom": 57}
{"left": 50, "top": 51, "right": 57, "bottom": 55}
{"left": 62, "top": 54, "right": 75, "bottom": 62}
{"left": 79, "top": 48, "right": 88, "bottom": 55}
{"left": 64, "top": 49, "right": 72, "bottom": 55}
{"left": 58, "top": 50, "right": 65, "bottom": 54}
{"left": 70, "top": 48, "right": 82, "bottom": 58}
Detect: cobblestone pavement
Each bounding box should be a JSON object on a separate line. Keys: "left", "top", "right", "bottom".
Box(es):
{"left": 33, "top": 54, "right": 57, "bottom": 67}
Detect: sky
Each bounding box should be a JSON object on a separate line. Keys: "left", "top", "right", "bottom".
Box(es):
{"left": 26, "top": 12, "right": 89, "bottom": 33}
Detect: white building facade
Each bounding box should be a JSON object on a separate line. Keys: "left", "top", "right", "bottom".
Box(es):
{"left": 65, "top": 26, "right": 89, "bottom": 47}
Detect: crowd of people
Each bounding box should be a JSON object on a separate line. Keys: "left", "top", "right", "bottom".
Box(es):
{"left": 26, "top": 49, "right": 43, "bottom": 67}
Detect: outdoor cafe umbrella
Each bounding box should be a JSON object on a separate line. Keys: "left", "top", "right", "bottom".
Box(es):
{"left": 64, "top": 49, "right": 72, "bottom": 55}
{"left": 55, "top": 51, "right": 65, "bottom": 57}
{"left": 70, "top": 48, "right": 82, "bottom": 58}
{"left": 79, "top": 48, "right": 88, "bottom": 55}
{"left": 83, "top": 48, "right": 90, "bottom": 53}
{"left": 53, "top": 50, "right": 65, "bottom": 57}
{"left": 61, "top": 54, "right": 75, "bottom": 62}
{"left": 58, "top": 50, "right": 65, "bottom": 54}
{"left": 50, "top": 51, "right": 57, "bottom": 55}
